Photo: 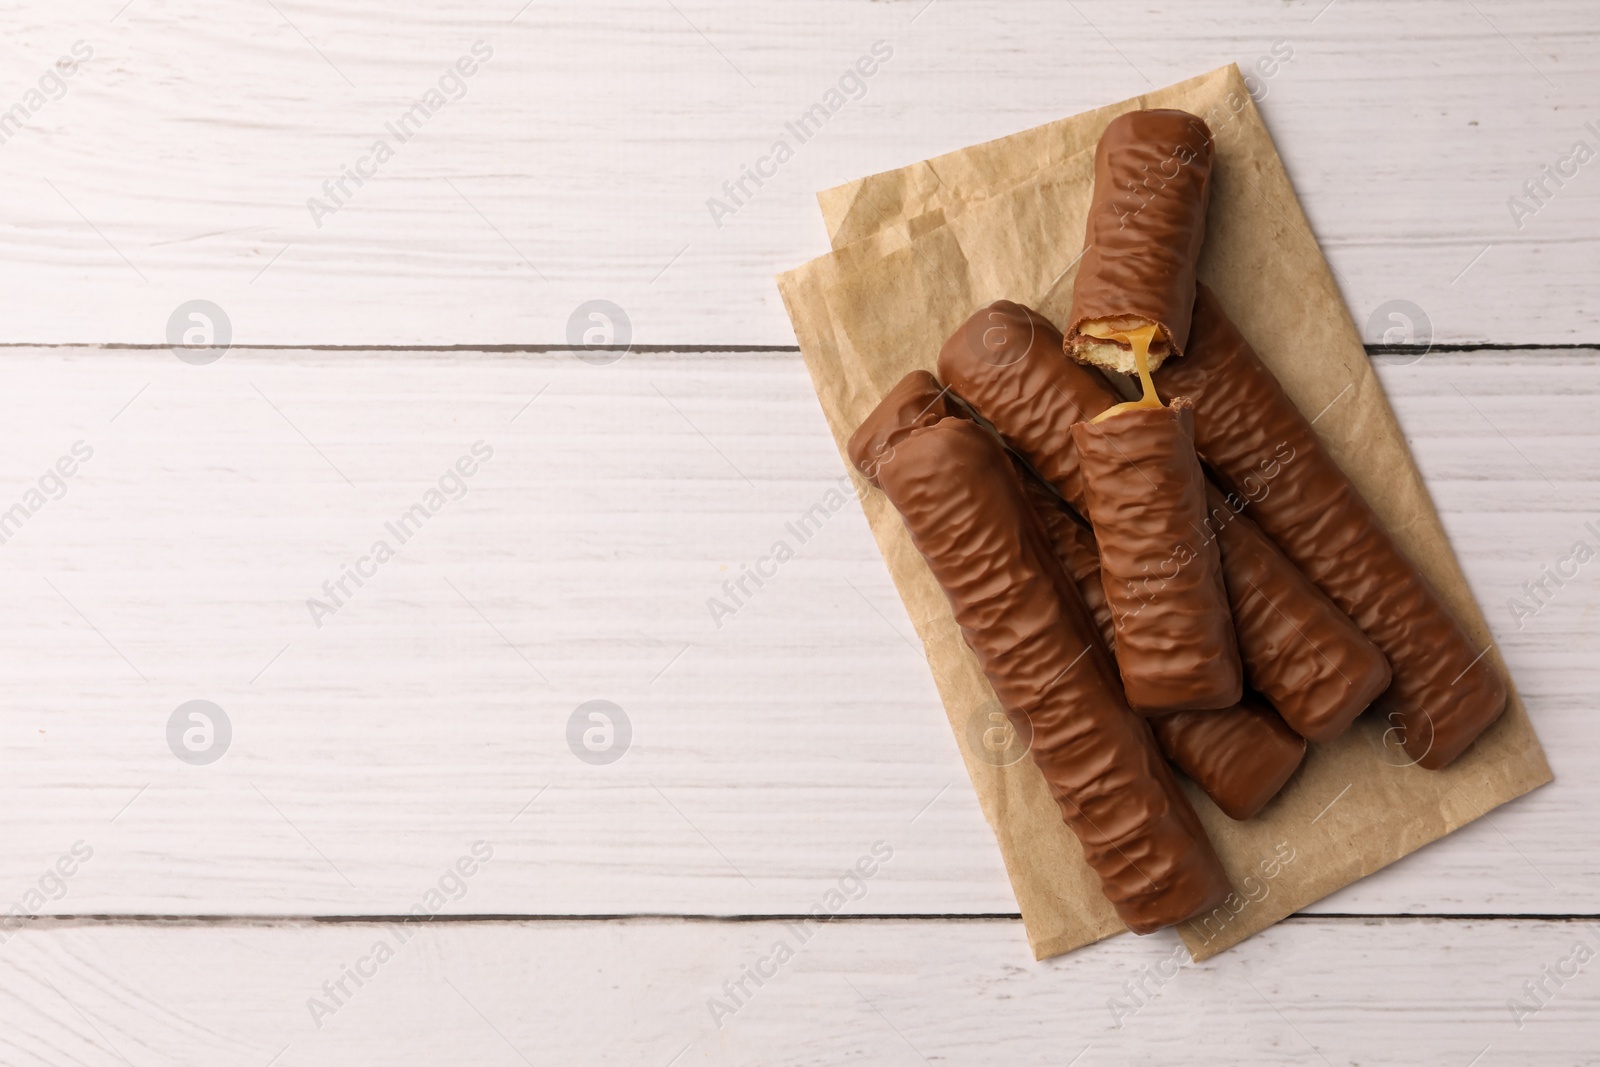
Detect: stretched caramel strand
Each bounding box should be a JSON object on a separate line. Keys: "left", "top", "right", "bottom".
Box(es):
{"left": 1151, "top": 285, "right": 1506, "bottom": 769}
{"left": 941, "top": 301, "right": 1390, "bottom": 740}
{"left": 1089, "top": 323, "right": 1163, "bottom": 422}
{"left": 1066, "top": 109, "right": 1214, "bottom": 377}
{"left": 1019, "top": 468, "right": 1305, "bottom": 820}
{"left": 1071, "top": 399, "right": 1243, "bottom": 712}
{"left": 849, "top": 389, "right": 1230, "bottom": 932}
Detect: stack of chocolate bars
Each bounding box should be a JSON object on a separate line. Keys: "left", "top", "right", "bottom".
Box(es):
{"left": 846, "top": 109, "right": 1508, "bottom": 935}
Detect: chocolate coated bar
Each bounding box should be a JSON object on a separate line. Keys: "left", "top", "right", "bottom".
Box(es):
{"left": 849, "top": 389, "right": 1231, "bottom": 932}
{"left": 1066, "top": 109, "right": 1214, "bottom": 376}
{"left": 1020, "top": 470, "right": 1305, "bottom": 819}
{"left": 940, "top": 301, "right": 1108, "bottom": 508}
{"left": 1150, "top": 700, "right": 1307, "bottom": 822}
{"left": 941, "top": 301, "right": 1390, "bottom": 740}
{"left": 1199, "top": 482, "right": 1392, "bottom": 742}
{"left": 1152, "top": 284, "right": 1507, "bottom": 768}
{"left": 1019, "top": 471, "right": 1116, "bottom": 645}
{"left": 1071, "top": 400, "right": 1243, "bottom": 712}
{"left": 847, "top": 369, "right": 961, "bottom": 489}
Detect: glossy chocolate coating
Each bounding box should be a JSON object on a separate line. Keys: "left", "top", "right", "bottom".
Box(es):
{"left": 1150, "top": 699, "right": 1307, "bottom": 821}
{"left": 1152, "top": 285, "right": 1507, "bottom": 769}
{"left": 847, "top": 369, "right": 964, "bottom": 489}
{"left": 1066, "top": 109, "right": 1214, "bottom": 366}
{"left": 940, "top": 300, "right": 1110, "bottom": 510}
{"left": 943, "top": 301, "right": 1389, "bottom": 741}
{"left": 1202, "top": 483, "right": 1392, "bottom": 743}
{"left": 1019, "top": 471, "right": 1116, "bottom": 644}
{"left": 853, "top": 397, "right": 1231, "bottom": 932}
{"left": 1071, "top": 400, "right": 1243, "bottom": 713}
{"left": 1020, "top": 469, "right": 1305, "bottom": 819}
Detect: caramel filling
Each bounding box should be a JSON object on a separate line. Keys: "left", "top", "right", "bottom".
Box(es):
{"left": 1087, "top": 323, "right": 1163, "bottom": 423}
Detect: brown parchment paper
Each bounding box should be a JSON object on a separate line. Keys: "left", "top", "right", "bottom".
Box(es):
{"left": 777, "top": 64, "right": 1551, "bottom": 961}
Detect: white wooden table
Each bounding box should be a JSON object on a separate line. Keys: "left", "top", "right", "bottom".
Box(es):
{"left": 2, "top": 2, "right": 1597, "bottom": 1063}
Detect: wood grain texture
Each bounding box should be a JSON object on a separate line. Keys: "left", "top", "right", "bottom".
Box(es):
{"left": 2, "top": 917, "right": 1599, "bottom": 1065}
{"left": 0, "top": 1, "right": 1595, "bottom": 345}
{"left": 0, "top": 348, "right": 1593, "bottom": 918}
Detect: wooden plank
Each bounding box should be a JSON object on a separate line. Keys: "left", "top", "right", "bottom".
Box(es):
{"left": 1301, "top": 352, "right": 1600, "bottom": 913}
{"left": 0, "top": 1, "right": 1595, "bottom": 345}
{"left": 0, "top": 348, "right": 1594, "bottom": 917}
{"left": 1, "top": 916, "right": 1597, "bottom": 1064}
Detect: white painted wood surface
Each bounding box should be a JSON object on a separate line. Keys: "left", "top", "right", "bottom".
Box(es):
{"left": 3, "top": 0, "right": 1599, "bottom": 1060}
{"left": 0, "top": 0, "right": 1596, "bottom": 345}
{"left": 3, "top": 917, "right": 1599, "bottom": 1065}
{"left": 0, "top": 349, "right": 1594, "bottom": 918}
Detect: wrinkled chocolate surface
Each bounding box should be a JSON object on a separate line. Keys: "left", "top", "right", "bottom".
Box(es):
{"left": 1154, "top": 285, "right": 1507, "bottom": 768}
{"left": 1021, "top": 468, "right": 1305, "bottom": 819}
{"left": 1066, "top": 109, "right": 1214, "bottom": 365}
{"left": 856, "top": 396, "right": 1230, "bottom": 932}
{"left": 1202, "top": 483, "right": 1392, "bottom": 743}
{"left": 1071, "top": 400, "right": 1243, "bottom": 712}
{"left": 940, "top": 300, "right": 1116, "bottom": 511}
{"left": 846, "top": 369, "right": 964, "bottom": 489}
{"left": 944, "top": 301, "right": 1389, "bottom": 741}
{"left": 1150, "top": 699, "right": 1307, "bottom": 821}
{"left": 1019, "top": 470, "right": 1116, "bottom": 644}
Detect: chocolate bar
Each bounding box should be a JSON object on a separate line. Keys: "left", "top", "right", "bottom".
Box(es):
{"left": 1070, "top": 399, "right": 1243, "bottom": 712}
{"left": 847, "top": 369, "right": 960, "bottom": 489}
{"left": 1150, "top": 700, "right": 1308, "bottom": 822}
{"left": 941, "top": 301, "right": 1390, "bottom": 740}
{"left": 1065, "top": 109, "right": 1214, "bottom": 378}
{"left": 940, "top": 302, "right": 1108, "bottom": 509}
{"left": 1020, "top": 470, "right": 1305, "bottom": 819}
{"left": 1151, "top": 284, "right": 1507, "bottom": 768}
{"left": 1199, "top": 482, "right": 1392, "bottom": 743}
{"left": 1019, "top": 471, "right": 1116, "bottom": 644}
{"left": 848, "top": 383, "right": 1231, "bottom": 932}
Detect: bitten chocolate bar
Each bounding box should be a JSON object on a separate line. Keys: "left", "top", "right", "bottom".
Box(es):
{"left": 1071, "top": 399, "right": 1243, "bottom": 713}
{"left": 1065, "top": 108, "right": 1214, "bottom": 377}
{"left": 1152, "top": 284, "right": 1507, "bottom": 769}
{"left": 941, "top": 301, "right": 1390, "bottom": 740}
{"left": 1020, "top": 469, "right": 1305, "bottom": 820}
{"left": 848, "top": 383, "right": 1231, "bottom": 932}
